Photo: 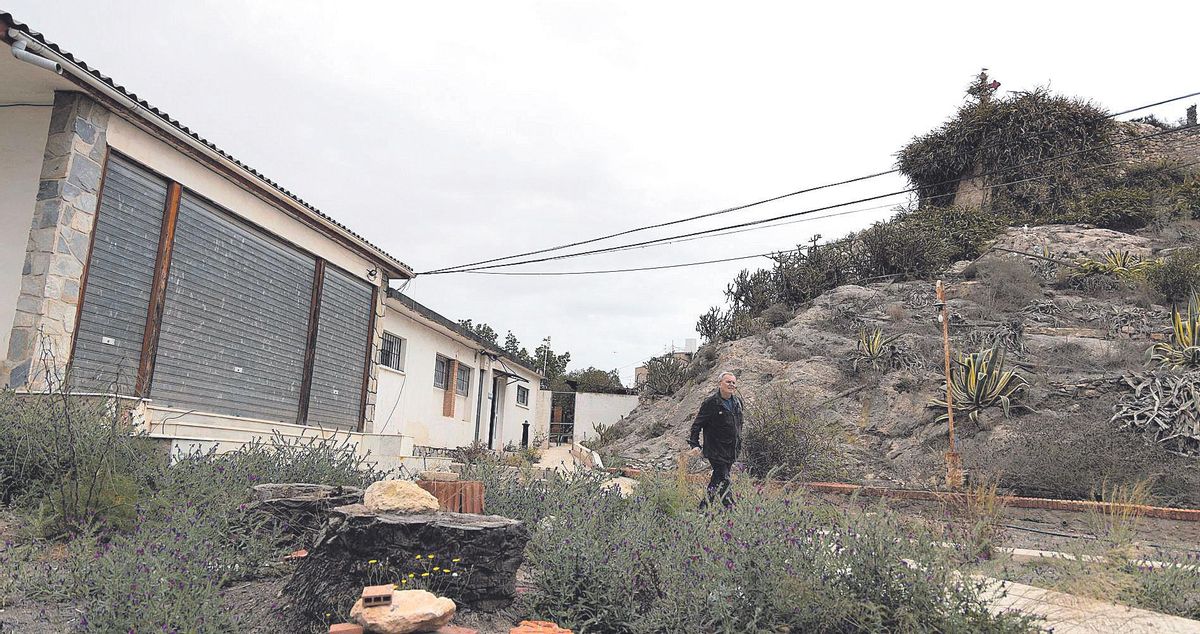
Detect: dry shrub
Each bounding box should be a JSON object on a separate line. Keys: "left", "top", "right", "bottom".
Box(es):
{"left": 970, "top": 404, "right": 1200, "bottom": 507}
{"left": 885, "top": 303, "right": 909, "bottom": 323}
{"left": 944, "top": 476, "right": 1008, "bottom": 563}
{"left": 771, "top": 342, "right": 807, "bottom": 363}
{"left": 974, "top": 257, "right": 1043, "bottom": 313}
{"left": 742, "top": 385, "right": 846, "bottom": 481}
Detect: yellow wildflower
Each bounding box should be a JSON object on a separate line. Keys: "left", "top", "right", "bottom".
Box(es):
{"left": 452, "top": 558, "right": 461, "bottom": 563}
{"left": 368, "top": 559, "right": 378, "bottom": 565}
{"left": 421, "top": 572, "right": 430, "bottom": 577}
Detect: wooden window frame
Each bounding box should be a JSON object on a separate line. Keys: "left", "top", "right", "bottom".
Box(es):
{"left": 516, "top": 385, "right": 530, "bottom": 406}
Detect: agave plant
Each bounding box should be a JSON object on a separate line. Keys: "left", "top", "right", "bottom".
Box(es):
{"left": 929, "top": 343, "right": 1029, "bottom": 424}
{"left": 1073, "top": 249, "right": 1162, "bottom": 281}
{"left": 851, "top": 327, "right": 901, "bottom": 371}
{"left": 1151, "top": 293, "right": 1200, "bottom": 370}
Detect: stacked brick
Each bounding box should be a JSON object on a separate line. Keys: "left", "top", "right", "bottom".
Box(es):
{"left": 416, "top": 480, "right": 484, "bottom": 514}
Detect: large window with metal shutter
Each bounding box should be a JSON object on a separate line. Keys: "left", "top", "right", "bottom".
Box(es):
{"left": 150, "top": 192, "right": 315, "bottom": 423}
{"left": 70, "top": 155, "right": 168, "bottom": 394}
{"left": 306, "top": 265, "right": 374, "bottom": 430}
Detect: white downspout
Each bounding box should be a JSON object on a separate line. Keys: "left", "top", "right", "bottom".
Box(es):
{"left": 9, "top": 37, "right": 61, "bottom": 74}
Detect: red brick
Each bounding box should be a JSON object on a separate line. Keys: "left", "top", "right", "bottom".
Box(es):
{"left": 361, "top": 584, "right": 393, "bottom": 608}
{"left": 417, "top": 480, "right": 485, "bottom": 514}
{"left": 329, "top": 624, "right": 364, "bottom": 634}
{"left": 511, "top": 620, "right": 572, "bottom": 634}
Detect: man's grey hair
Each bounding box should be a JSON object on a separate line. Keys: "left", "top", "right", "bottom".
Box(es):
{"left": 717, "top": 371, "right": 736, "bottom": 381}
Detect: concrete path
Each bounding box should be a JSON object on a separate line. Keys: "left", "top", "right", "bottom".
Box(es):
{"left": 533, "top": 444, "right": 575, "bottom": 472}
{"left": 982, "top": 577, "right": 1200, "bottom": 633}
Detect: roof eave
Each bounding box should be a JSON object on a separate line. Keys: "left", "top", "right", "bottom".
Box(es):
{"left": 1, "top": 13, "right": 415, "bottom": 280}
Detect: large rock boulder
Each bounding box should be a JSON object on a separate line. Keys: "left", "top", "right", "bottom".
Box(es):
{"left": 350, "top": 589, "right": 455, "bottom": 634}
{"left": 283, "top": 504, "right": 531, "bottom": 621}
{"left": 364, "top": 480, "right": 440, "bottom": 514}
{"left": 247, "top": 483, "right": 364, "bottom": 539}
{"left": 988, "top": 224, "right": 1152, "bottom": 262}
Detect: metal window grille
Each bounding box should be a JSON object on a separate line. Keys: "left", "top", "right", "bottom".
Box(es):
{"left": 381, "top": 332, "right": 405, "bottom": 370}
{"left": 517, "top": 385, "right": 529, "bottom": 406}
{"left": 456, "top": 365, "right": 471, "bottom": 396}
{"left": 434, "top": 356, "right": 448, "bottom": 388}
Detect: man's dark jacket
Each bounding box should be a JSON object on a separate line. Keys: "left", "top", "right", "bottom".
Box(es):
{"left": 688, "top": 390, "right": 744, "bottom": 464}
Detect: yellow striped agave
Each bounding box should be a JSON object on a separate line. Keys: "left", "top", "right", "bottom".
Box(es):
{"left": 1151, "top": 292, "right": 1200, "bottom": 370}
{"left": 930, "top": 343, "right": 1028, "bottom": 424}
{"left": 852, "top": 327, "right": 901, "bottom": 371}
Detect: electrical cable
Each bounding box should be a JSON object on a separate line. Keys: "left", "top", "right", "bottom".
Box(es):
{"left": 423, "top": 90, "right": 1200, "bottom": 275}
{"left": 0, "top": 103, "right": 53, "bottom": 108}
{"left": 426, "top": 123, "right": 1200, "bottom": 274}
{"left": 461, "top": 157, "right": 1200, "bottom": 276}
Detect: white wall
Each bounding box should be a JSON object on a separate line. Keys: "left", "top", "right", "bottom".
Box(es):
{"left": 374, "top": 307, "right": 487, "bottom": 449}
{"left": 0, "top": 106, "right": 51, "bottom": 364}
{"left": 104, "top": 117, "right": 379, "bottom": 286}
{"left": 574, "top": 393, "right": 640, "bottom": 442}
{"left": 496, "top": 366, "right": 545, "bottom": 449}
{"left": 373, "top": 301, "right": 549, "bottom": 452}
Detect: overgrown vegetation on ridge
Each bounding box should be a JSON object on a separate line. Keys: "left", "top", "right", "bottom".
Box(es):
{"left": 696, "top": 77, "right": 1200, "bottom": 344}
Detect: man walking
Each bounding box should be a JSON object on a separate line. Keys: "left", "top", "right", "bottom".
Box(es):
{"left": 688, "top": 372, "right": 743, "bottom": 508}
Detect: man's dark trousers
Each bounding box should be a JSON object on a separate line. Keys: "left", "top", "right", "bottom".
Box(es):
{"left": 701, "top": 460, "right": 733, "bottom": 509}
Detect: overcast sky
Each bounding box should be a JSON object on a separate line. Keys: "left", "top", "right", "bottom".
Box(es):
{"left": 7, "top": 1, "right": 1198, "bottom": 384}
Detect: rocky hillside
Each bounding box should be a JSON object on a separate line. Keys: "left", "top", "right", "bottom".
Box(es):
{"left": 606, "top": 223, "right": 1200, "bottom": 506}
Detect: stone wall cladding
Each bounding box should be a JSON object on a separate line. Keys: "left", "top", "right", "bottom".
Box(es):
{"left": 5, "top": 92, "right": 109, "bottom": 388}
{"left": 1117, "top": 121, "right": 1200, "bottom": 166}
{"left": 362, "top": 273, "right": 387, "bottom": 430}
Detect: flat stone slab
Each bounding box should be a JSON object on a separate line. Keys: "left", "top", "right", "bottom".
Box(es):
{"left": 982, "top": 576, "right": 1200, "bottom": 633}
{"left": 284, "top": 504, "right": 530, "bottom": 622}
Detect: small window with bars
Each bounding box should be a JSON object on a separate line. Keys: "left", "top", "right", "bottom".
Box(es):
{"left": 517, "top": 385, "right": 530, "bottom": 406}
{"left": 456, "top": 364, "right": 471, "bottom": 396}
{"left": 380, "top": 332, "right": 405, "bottom": 371}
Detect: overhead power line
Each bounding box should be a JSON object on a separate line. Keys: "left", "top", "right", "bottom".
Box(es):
{"left": 463, "top": 157, "right": 1200, "bottom": 276}
{"left": 423, "top": 89, "right": 1200, "bottom": 275}
{"left": 427, "top": 122, "right": 1199, "bottom": 275}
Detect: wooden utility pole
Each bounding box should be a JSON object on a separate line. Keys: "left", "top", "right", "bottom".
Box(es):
{"left": 937, "top": 280, "right": 963, "bottom": 489}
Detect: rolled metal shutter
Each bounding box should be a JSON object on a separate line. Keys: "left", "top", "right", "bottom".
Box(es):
{"left": 71, "top": 155, "right": 167, "bottom": 393}
{"left": 151, "top": 192, "right": 314, "bottom": 422}
{"left": 306, "top": 265, "right": 373, "bottom": 430}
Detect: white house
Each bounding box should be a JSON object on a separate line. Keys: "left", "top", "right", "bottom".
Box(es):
{"left": 376, "top": 291, "right": 548, "bottom": 454}
{"left": 0, "top": 12, "right": 543, "bottom": 467}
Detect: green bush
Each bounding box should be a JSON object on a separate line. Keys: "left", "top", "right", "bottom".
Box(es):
{"left": 517, "top": 474, "right": 1037, "bottom": 633}
{"left": 1, "top": 386, "right": 393, "bottom": 630}
{"left": 1121, "top": 160, "right": 1192, "bottom": 192}
{"left": 741, "top": 385, "right": 847, "bottom": 480}
{"left": 1172, "top": 178, "right": 1200, "bottom": 219}
{"left": 640, "top": 353, "right": 690, "bottom": 396}
{"left": 1072, "top": 187, "right": 1156, "bottom": 232}
{"left": 0, "top": 390, "right": 155, "bottom": 535}
{"left": 897, "top": 87, "right": 1116, "bottom": 220}
{"left": 1148, "top": 248, "right": 1200, "bottom": 302}
{"left": 892, "top": 204, "right": 1007, "bottom": 263}
{"left": 772, "top": 236, "right": 856, "bottom": 308}
{"left": 760, "top": 302, "right": 793, "bottom": 327}
{"left": 696, "top": 305, "right": 752, "bottom": 343}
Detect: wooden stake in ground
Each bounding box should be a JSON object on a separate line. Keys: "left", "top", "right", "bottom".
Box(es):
{"left": 937, "top": 280, "right": 963, "bottom": 489}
